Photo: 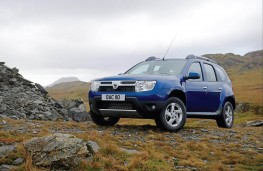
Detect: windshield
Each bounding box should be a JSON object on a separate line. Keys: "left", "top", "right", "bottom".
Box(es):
{"left": 125, "top": 59, "right": 187, "bottom": 76}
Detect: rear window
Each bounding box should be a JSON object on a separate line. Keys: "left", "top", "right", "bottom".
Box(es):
{"left": 215, "top": 66, "right": 226, "bottom": 81}
{"left": 204, "top": 64, "right": 217, "bottom": 82}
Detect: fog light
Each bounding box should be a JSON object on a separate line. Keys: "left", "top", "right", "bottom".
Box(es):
{"left": 151, "top": 105, "right": 156, "bottom": 110}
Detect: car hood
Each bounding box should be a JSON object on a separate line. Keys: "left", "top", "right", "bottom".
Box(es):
{"left": 94, "top": 74, "right": 181, "bottom": 82}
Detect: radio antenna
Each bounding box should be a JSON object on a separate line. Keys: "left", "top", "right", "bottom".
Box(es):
{"left": 162, "top": 34, "right": 177, "bottom": 60}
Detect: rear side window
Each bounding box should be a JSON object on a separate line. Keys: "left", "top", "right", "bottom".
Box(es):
{"left": 215, "top": 66, "right": 226, "bottom": 81}
{"left": 187, "top": 62, "right": 203, "bottom": 81}
{"left": 204, "top": 64, "right": 217, "bottom": 82}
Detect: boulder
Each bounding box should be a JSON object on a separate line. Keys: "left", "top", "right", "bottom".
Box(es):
{"left": 120, "top": 147, "right": 140, "bottom": 154}
{"left": 69, "top": 105, "right": 89, "bottom": 122}
{"left": 0, "top": 164, "right": 17, "bottom": 171}
{"left": 0, "top": 104, "right": 7, "bottom": 113}
{"left": 9, "top": 78, "right": 17, "bottom": 84}
{"left": 245, "top": 120, "right": 263, "bottom": 127}
{"left": 12, "top": 158, "right": 24, "bottom": 166}
{"left": 0, "top": 145, "right": 16, "bottom": 158}
{"left": 87, "top": 141, "right": 100, "bottom": 154}
{"left": 11, "top": 68, "right": 19, "bottom": 75}
{"left": 24, "top": 133, "right": 91, "bottom": 169}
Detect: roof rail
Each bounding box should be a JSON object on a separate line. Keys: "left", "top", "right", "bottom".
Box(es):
{"left": 186, "top": 55, "right": 217, "bottom": 64}
{"left": 145, "top": 56, "right": 159, "bottom": 61}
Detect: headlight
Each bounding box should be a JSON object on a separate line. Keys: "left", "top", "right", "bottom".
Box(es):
{"left": 135, "top": 81, "right": 156, "bottom": 92}
{"left": 90, "top": 81, "right": 100, "bottom": 91}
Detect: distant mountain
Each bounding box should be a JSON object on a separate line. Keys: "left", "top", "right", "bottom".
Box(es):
{"left": 46, "top": 81, "right": 91, "bottom": 102}
{"left": 202, "top": 49, "right": 263, "bottom": 71}
{"left": 46, "top": 77, "right": 80, "bottom": 87}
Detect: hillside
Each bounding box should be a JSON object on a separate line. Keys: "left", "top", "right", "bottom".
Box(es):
{"left": 46, "top": 81, "right": 91, "bottom": 102}
{"left": 46, "top": 77, "right": 80, "bottom": 87}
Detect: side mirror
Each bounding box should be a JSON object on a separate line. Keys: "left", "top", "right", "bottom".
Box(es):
{"left": 185, "top": 72, "right": 200, "bottom": 80}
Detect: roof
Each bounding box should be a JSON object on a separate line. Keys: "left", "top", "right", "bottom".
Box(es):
{"left": 145, "top": 55, "right": 217, "bottom": 64}
{"left": 186, "top": 54, "right": 217, "bottom": 64}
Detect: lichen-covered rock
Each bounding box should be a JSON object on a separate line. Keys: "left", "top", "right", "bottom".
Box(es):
{"left": 24, "top": 133, "right": 91, "bottom": 169}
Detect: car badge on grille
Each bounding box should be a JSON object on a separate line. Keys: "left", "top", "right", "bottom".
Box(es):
{"left": 113, "top": 83, "right": 118, "bottom": 89}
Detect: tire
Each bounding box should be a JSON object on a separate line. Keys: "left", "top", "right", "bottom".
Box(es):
{"left": 155, "top": 97, "right": 186, "bottom": 132}
{"left": 89, "top": 111, "right": 120, "bottom": 126}
{"left": 216, "top": 102, "right": 234, "bottom": 128}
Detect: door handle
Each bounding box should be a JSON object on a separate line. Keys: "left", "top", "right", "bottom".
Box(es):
{"left": 218, "top": 87, "right": 222, "bottom": 90}
{"left": 203, "top": 87, "right": 207, "bottom": 90}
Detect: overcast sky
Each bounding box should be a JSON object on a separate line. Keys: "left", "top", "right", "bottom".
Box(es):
{"left": 0, "top": 0, "right": 262, "bottom": 86}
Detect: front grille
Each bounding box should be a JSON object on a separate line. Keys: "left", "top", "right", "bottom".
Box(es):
{"left": 99, "top": 86, "right": 135, "bottom": 92}
{"left": 98, "top": 102, "right": 134, "bottom": 110}
{"left": 121, "top": 81, "right": 136, "bottom": 84}
{"left": 101, "top": 81, "right": 112, "bottom": 84}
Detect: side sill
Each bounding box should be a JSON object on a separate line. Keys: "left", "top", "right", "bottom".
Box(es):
{"left": 187, "top": 112, "right": 218, "bottom": 116}
{"left": 186, "top": 111, "right": 220, "bottom": 119}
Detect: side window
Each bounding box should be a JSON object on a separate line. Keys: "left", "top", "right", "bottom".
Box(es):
{"left": 215, "top": 66, "right": 226, "bottom": 81}
{"left": 204, "top": 64, "right": 217, "bottom": 82}
{"left": 187, "top": 62, "right": 203, "bottom": 81}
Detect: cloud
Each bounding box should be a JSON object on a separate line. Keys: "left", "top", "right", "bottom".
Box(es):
{"left": 0, "top": 0, "right": 262, "bottom": 85}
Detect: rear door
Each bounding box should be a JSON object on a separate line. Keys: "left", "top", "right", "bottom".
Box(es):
{"left": 185, "top": 62, "right": 207, "bottom": 112}
{"left": 203, "top": 63, "right": 222, "bottom": 112}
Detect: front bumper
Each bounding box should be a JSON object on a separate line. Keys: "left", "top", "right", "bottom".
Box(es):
{"left": 89, "top": 96, "right": 166, "bottom": 119}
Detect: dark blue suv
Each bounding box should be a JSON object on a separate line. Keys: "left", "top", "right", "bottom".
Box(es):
{"left": 88, "top": 55, "right": 235, "bottom": 132}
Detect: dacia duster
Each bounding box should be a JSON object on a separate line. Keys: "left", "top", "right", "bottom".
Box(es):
{"left": 88, "top": 55, "right": 235, "bottom": 132}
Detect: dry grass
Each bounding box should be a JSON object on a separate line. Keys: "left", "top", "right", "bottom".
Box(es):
{"left": 1, "top": 111, "right": 263, "bottom": 170}
{"left": 230, "top": 67, "right": 263, "bottom": 105}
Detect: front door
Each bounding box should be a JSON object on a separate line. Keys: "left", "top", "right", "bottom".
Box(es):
{"left": 185, "top": 62, "right": 208, "bottom": 112}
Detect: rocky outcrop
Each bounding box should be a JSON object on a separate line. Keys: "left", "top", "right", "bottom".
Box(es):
{"left": 0, "top": 62, "right": 90, "bottom": 122}
{"left": 24, "top": 133, "right": 97, "bottom": 170}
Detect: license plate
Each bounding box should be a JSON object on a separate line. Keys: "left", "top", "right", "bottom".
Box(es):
{"left": 101, "top": 94, "right": 125, "bottom": 101}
